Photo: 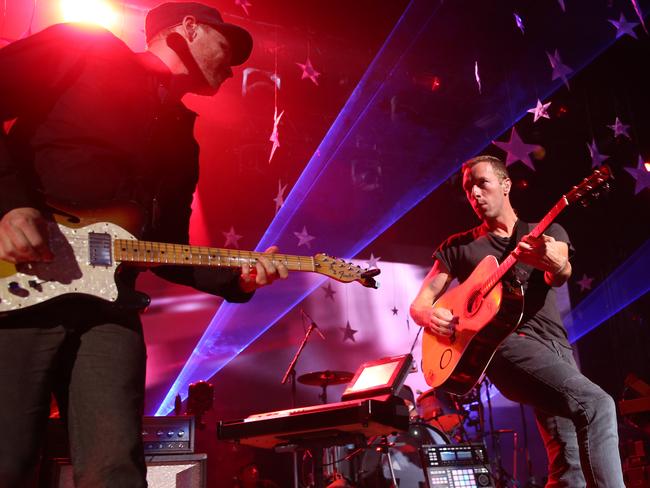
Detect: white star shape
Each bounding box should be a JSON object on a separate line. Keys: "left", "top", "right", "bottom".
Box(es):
{"left": 608, "top": 13, "right": 639, "bottom": 39}
{"left": 514, "top": 13, "right": 524, "bottom": 34}
{"left": 607, "top": 117, "right": 631, "bottom": 139}
{"left": 273, "top": 179, "right": 288, "bottom": 214}
{"left": 624, "top": 155, "right": 650, "bottom": 195}
{"left": 576, "top": 274, "right": 594, "bottom": 292}
{"left": 492, "top": 127, "right": 538, "bottom": 171}
{"left": 268, "top": 107, "right": 284, "bottom": 163}
{"left": 366, "top": 253, "right": 381, "bottom": 269}
{"left": 235, "top": 0, "right": 252, "bottom": 16}
{"left": 586, "top": 139, "right": 610, "bottom": 168}
{"left": 294, "top": 226, "right": 315, "bottom": 248}
{"left": 546, "top": 49, "right": 572, "bottom": 89}
{"left": 222, "top": 226, "right": 243, "bottom": 248}
{"left": 296, "top": 57, "right": 320, "bottom": 85}
{"left": 527, "top": 99, "right": 551, "bottom": 123}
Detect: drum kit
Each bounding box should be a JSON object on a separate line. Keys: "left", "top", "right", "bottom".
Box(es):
{"left": 296, "top": 370, "right": 477, "bottom": 487}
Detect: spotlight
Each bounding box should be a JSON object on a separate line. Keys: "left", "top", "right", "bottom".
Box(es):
{"left": 644, "top": 161, "right": 650, "bottom": 172}
{"left": 60, "top": 0, "right": 119, "bottom": 31}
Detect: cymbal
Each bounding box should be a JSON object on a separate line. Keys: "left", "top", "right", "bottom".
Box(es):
{"left": 297, "top": 370, "right": 354, "bottom": 387}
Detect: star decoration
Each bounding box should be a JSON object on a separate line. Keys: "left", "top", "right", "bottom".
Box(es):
{"left": 322, "top": 282, "right": 336, "bottom": 301}
{"left": 514, "top": 13, "right": 525, "bottom": 34}
{"left": 557, "top": 0, "right": 566, "bottom": 12}
{"left": 546, "top": 49, "right": 572, "bottom": 89}
{"left": 296, "top": 57, "right": 321, "bottom": 85}
{"left": 235, "top": 0, "right": 252, "bottom": 16}
{"left": 391, "top": 306, "right": 399, "bottom": 316}
{"left": 624, "top": 155, "right": 650, "bottom": 195}
{"left": 576, "top": 274, "right": 594, "bottom": 292}
{"left": 608, "top": 13, "right": 639, "bottom": 39}
{"left": 492, "top": 127, "right": 538, "bottom": 171}
{"left": 273, "top": 179, "right": 288, "bottom": 214}
{"left": 527, "top": 99, "right": 551, "bottom": 122}
{"left": 294, "top": 226, "right": 315, "bottom": 248}
{"left": 608, "top": 117, "right": 631, "bottom": 139}
{"left": 268, "top": 107, "right": 284, "bottom": 163}
{"left": 587, "top": 139, "right": 610, "bottom": 168}
{"left": 366, "top": 253, "right": 381, "bottom": 269}
{"left": 340, "top": 321, "right": 358, "bottom": 342}
{"left": 222, "top": 226, "right": 243, "bottom": 248}
{"left": 474, "top": 61, "right": 481, "bottom": 94}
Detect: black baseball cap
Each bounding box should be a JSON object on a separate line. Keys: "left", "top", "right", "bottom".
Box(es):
{"left": 145, "top": 2, "right": 252, "bottom": 66}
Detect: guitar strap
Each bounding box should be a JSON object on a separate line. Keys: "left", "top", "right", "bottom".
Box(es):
{"left": 503, "top": 220, "right": 535, "bottom": 292}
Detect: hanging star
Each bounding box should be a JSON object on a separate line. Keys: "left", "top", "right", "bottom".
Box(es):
{"left": 624, "top": 155, "right": 650, "bottom": 195}
{"left": 608, "top": 13, "right": 639, "bottom": 39}
{"left": 340, "top": 321, "right": 358, "bottom": 342}
{"left": 586, "top": 139, "right": 610, "bottom": 168}
{"left": 296, "top": 57, "right": 321, "bottom": 85}
{"left": 492, "top": 127, "right": 538, "bottom": 171}
{"left": 322, "top": 282, "right": 336, "bottom": 301}
{"left": 607, "top": 117, "right": 631, "bottom": 139}
{"left": 223, "top": 226, "right": 243, "bottom": 248}
{"left": 546, "top": 49, "right": 572, "bottom": 89}
{"left": 391, "top": 306, "right": 399, "bottom": 316}
{"left": 268, "top": 107, "right": 284, "bottom": 163}
{"left": 514, "top": 13, "right": 525, "bottom": 34}
{"left": 557, "top": 0, "right": 566, "bottom": 12}
{"left": 294, "top": 226, "right": 315, "bottom": 248}
{"left": 576, "top": 274, "right": 594, "bottom": 292}
{"left": 366, "top": 253, "right": 381, "bottom": 269}
{"left": 273, "top": 179, "right": 288, "bottom": 214}
{"left": 235, "top": 0, "right": 252, "bottom": 16}
{"left": 474, "top": 61, "right": 482, "bottom": 94}
{"left": 527, "top": 99, "right": 551, "bottom": 122}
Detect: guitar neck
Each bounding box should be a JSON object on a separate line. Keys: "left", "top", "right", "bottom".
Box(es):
{"left": 479, "top": 197, "right": 568, "bottom": 295}
{"left": 113, "top": 239, "right": 316, "bottom": 272}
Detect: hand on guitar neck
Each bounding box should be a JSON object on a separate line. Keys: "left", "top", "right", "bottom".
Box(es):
{"left": 239, "top": 245, "right": 289, "bottom": 292}
{"left": 515, "top": 233, "right": 571, "bottom": 287}
{"left": 0, "top": 207, "right": 54, "bottom": 264}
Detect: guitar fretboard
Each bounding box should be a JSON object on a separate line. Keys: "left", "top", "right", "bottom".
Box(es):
{"left": 113, "top": 240, "right": 316, "bottom": 272}
{"left": 479, "top": 197, "right": 568, "bottom": 296}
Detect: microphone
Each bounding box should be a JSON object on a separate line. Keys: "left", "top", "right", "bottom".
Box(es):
{"left": 301, "top": 308, "right": 326, "bottom": 340}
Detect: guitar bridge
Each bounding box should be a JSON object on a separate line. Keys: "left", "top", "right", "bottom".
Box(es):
{"left": 88, "top": 232, "right": 112, "bottom": 267}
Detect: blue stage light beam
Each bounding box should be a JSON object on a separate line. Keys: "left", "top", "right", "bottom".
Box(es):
{"left": 155, "top": 0, "right": 643, "bottom": 415}
{"left": 565, "top": 238, "right": 650, "bottom": 343}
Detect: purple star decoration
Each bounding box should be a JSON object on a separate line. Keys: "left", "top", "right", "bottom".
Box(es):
{"left": 223, "top": 226, "right": 243, "bottom": 248}
{"left": 608, "top": 117, "right": 631, "bottom": 139}
{"left": 546, "top": 49, "right": 572, "bottom": 89}
{"left": 624, "top": 155, "right": 650, "bottom": 195}
{"left": 576, "top": 274, "right": 594, "bottom": 292}
{"left": 493, "top": 127, "right": 538, "bottom": 171}
{"left": 527, "top": 99, "right": 551, "bottom": 123}
{"left": 587, "top": 139, "right": 610, "bottom": 168}
{"left": 608, "top": 13, "right": 639, "bottom": 39}
{"left": 296, "top": 57, "right": 321, "bottom": 86}
{"left": 340, "top": 321, "right": 358, "bottom": 342}
{"left": 294, "top": 226, "right": 315, "bottom": 248}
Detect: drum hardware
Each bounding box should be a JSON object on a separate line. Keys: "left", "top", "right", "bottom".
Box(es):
{"left": 298, "top": 370, "right": 355, "bottom": 404}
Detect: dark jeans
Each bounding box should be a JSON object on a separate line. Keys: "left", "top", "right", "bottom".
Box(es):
{"left": 488, "top": 333, "right": 625, "bottom": 488}
{"left": 0, "top": 300, "right": 147, "bottom": 488}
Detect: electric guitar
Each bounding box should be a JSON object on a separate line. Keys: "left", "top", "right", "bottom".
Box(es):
{"left": 421, "top": 166, "right": 612, "bottom": 395}
{"left": 0, "top": 202, "right": 380, "bottom": 314}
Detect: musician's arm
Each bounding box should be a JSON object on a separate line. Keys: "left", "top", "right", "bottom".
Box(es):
{"left": 409, "top": 259, "right": 455, "bottom": 336}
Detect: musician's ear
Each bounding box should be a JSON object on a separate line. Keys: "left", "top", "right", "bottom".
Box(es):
{"left": 502, "top": 178, "right": 511, "bottom": 195}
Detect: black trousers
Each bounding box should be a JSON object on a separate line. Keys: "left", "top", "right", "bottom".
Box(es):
{"left": 0, "top": 300, "right": 147, "bottom": 488}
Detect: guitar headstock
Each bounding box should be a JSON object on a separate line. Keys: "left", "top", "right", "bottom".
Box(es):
{"left": 314, "top": 253, "right": 380, "bottom": 289}
{"left": 565, "top": 165, "right": 613, "bottom": 206}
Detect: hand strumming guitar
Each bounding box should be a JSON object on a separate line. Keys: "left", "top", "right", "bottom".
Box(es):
{"left": 0, "top": 207, "right": 53, "bottom": 263}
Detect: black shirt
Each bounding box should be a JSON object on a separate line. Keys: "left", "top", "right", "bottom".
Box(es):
{"left": 0, "top": 23, "right": 251, "bottom": 302}
{"left": 433, "top": 221, "right": 572, "bottom": 344}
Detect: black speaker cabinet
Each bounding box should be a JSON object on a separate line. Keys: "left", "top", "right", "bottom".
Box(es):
{"left": 44, "top": 453, "right": 207, "bottom": 488}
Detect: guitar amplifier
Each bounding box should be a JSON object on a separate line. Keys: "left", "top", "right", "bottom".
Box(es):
{"left": 46, "top": 416, "right": 195, "bottom": 456}
{"left": 419, "top": 444, "right": 494, "bottom": 488}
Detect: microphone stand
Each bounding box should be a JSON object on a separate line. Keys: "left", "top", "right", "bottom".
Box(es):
{"left": 281, "top": 313, "right": 322, "bottom": 488}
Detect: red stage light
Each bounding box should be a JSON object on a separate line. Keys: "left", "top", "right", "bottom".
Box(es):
{"left": 430, "top": 76, "right": 442, "bottom": 91}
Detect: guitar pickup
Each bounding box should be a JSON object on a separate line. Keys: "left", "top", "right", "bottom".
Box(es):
{"left": 88, "top": 232, "right": 113, "bottom": 267}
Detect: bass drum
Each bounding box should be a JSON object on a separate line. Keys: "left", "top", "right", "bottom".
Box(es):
{"left": 357, "top": 422, "right": 449, "bottom": 487}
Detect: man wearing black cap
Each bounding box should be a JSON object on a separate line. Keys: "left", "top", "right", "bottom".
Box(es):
{"left": 0, "top": 3, "right": 283, "bottom": 487}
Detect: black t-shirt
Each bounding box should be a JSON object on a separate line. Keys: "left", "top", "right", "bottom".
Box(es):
{"left": 433, "top": 220, "right": 572, "bottom": 344}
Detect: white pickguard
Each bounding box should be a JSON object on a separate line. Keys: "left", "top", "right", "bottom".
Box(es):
{"left": 0, "top": 221, "right": 136, "bottom": 314}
